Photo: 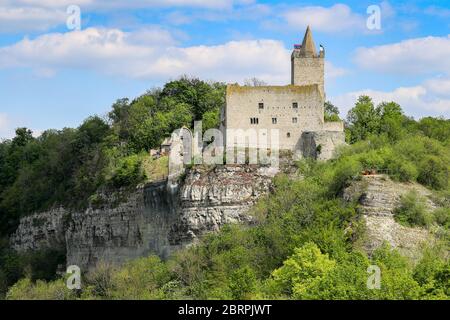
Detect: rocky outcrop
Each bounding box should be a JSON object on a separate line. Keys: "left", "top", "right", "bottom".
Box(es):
{"left": 65, "top": 180, "right": 179, "bottom": 270}
{"left": 344, "top": 175, "right": 435, "bottom": 259}
{"left": 169, "top": 165, "right": 275, "bottom": 245}
{"left": 10, "top": 165, "right": 275, "bottom": 270}
{"left": 10, "top": 208, "right": 68, "bottom": 252}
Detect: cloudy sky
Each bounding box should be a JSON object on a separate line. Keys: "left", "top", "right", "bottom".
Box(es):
{"left": 0, "top": 0, "right": 449, "bottom": 139}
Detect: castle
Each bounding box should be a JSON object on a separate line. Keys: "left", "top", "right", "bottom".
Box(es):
{"left": 222, "top": 26, "right": 345, "bottom": 160}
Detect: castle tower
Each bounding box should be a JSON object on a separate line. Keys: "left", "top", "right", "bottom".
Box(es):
{"left": 291, "top": 26, "right": 325, "bottom": 95}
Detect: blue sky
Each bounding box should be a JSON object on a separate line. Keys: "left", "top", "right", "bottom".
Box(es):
{"left": 0, "top": 0, "right": 449, "bottom": 139}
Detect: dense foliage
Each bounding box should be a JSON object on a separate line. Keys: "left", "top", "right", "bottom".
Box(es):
{"left": 0, "top": 78, "right": 449, "bottom": 300}
{"left": 0, "top": 77, "right": 225, "bottom": 296}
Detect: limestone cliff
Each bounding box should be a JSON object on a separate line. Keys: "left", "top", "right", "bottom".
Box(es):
{"left": 10, "top": 165, "right": 275, "bottom": 270}
{"left": 169, "top": 165, "right": 275, "bottom": 246}
{"left": 10, "top": 207, "right": 68, "bottom": 252}
{"left": 344, "top": 175, "right": 436, "bottom": 259}
{"left": 65, "top": 180, "right": 179, "bottom": 269}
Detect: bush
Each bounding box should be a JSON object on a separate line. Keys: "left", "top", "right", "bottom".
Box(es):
{"left": 433, "top": 208, "right": 450, "bottom": 228}
{"left": 387, "top": 158, "right": 418, "bottom": 182}
{"left": 108, "top": 256, "right": 172, "bottom": 300}
{"left": 268, "top": 243, "right": 336, "bottom": 299}
{"left": 229, "top": 266, "right": 257, "bottom": 299}
{"left": 418, "top": 155, "right": 449, "bottom": 190}
{"left": 6, "top": 278, "right": 75, "bottom": 300}
{"left": 370, "top": 244, "right": 422, "bottom": 300}
{"left": 394, "top": 191, "right": 433, "bottom": 227}
{"left": 328, "top": 158, "right": 362, "bottom": 196}
{"left": 413, "top": 246, "right": 449, "bottom": 299}
{"left": 109, "top": 154, "right": 145, "bottom": 187}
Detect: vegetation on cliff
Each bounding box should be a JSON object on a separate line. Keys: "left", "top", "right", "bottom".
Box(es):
{"left": 1, "top": 78, "right": 449, "bottom": 299}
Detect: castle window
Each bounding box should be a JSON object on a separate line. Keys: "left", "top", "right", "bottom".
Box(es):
{"left": 250, "top": 117, "right": 259, "bottom": 125}
{"left": 272, "top": 118, "right": 277, "bottom": 124}
{"left": 292, "top": 102, "right": 298, "bottom": 109}
{"left": 258, "top": 103, "right": 264, "bottom": 110}
{"left": 292, "top": 117, "right": 298, "bottom": 124}
{"left": 287, "top": 132, "right": 291, "bottom": 138}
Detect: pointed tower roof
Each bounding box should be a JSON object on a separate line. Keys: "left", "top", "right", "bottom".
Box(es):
{"left": 300, "top": 26, "right": 317, "bottom": 57}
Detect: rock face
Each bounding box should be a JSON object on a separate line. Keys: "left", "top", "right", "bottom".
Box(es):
{"left": 10, "top": 165, "right": 275, "bottom": 270}
{"left": 65, "top": 180, "right": 179, "bottom": 270}
{"left": 169, "top": 165, "right": 275, "bottom": 246}
{"left": 344, "top": 175, "right": 435, "bottom": 259}
{"left": 10, "top": 208, "right": 68, "bottom": 252}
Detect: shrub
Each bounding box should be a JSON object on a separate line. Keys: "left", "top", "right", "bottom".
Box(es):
{"left": 109, "top": 154, "right": 145, "bottom": 187}
{"left": 413, "top": 246, "right": 449, "bottom": 299}
{"left": 229, "top": 266, "right": 257, "bottom": 300}
{"left": 6, "top": 278, "right": 75, "bottom": 300}
{"left": 394, "top": 191, "right": 433, "bottom": 227}
{"left": 433, "top": 208, "right": 450, "bottom": 228}
{"left": 328, "top": 158, "right": 362, "bottom": 196}
{"left": 387, "top": 158, "right": 418, "bottom": 182}
{"left": 268, "top": 243, "right": 336, "bottom": 299}
{"left": 108, "top": 256, "right": 172, "bottom": 299}
{"left": 418, "top": 155, "right": 449, "bottom": 190}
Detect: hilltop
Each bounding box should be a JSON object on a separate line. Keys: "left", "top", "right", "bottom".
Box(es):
{"left": 0, "top": 78, "right": 449, "bottom": 300}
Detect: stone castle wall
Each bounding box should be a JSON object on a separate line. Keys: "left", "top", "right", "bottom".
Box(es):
{"left": 291, "top": 56, "right": 324, "bottom": 94}
{"left": 300, "top": 130, "right": 346, "bottom": 161}
{"left": 225, "top": 84, "right": 324, "bottom": 151}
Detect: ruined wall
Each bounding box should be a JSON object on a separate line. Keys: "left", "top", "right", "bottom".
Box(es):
{"left": 299, "top": 130, "right": 346, "bottom": 161}
{"left": 322, "top": 121, "right": 344, "bottom": 132}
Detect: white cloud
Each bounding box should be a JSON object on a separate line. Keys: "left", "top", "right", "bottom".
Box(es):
{"left": 0, "top": 113, "right": 44, "bottom": 139}
{"left": 424, "top": 78, "right": 450, "bottom": 98}
{"left": 0, "top": 0, "right": 256, "bottom": 32}
{"left": 331, "top": 77, "right": 450, "bottom": 119}
{"left": 0, "top": 6, "right": 66, "bottom": 33}
{"left": 0, "top": 27, "right": 347, "bottom": 85}
{"left": 282, "top": 4, "right": 365, "bottom": 33}
{"left": 425, "top": 6, "right": 450, "bottom": 18}
{"left": 0, "top": 113, "right": 12, "bottom": 140}
{"left": 1, "top": 0, "right": 252, "bottom": 10}
{"left": 354, "top": 35, "right": 450, "bottom": 75}
{"left": 325, "top": 61, "right": 348, "bottom": 80}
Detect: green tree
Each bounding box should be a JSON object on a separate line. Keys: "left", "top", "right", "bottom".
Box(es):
{"left": 229, "top": 266, "right": 257, "bottom": 299}
{"left": 377, "top": 102, "right": 405, "bottom": 140}
{"left": 346, "top": 96, "right": 380, "bottom": 143}
{"left": 324, "top": 101, "right": 341, "bottom": 122}
{"left": 268, "top": 243, "right": 336, "bottom": 299}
